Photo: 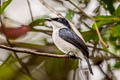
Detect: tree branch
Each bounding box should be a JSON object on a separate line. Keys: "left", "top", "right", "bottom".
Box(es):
{"left": 0, "top": 45, "right": 120, "bottom": 61}
{"left": 0, "top": 45, "right": 80, "bottom": 59}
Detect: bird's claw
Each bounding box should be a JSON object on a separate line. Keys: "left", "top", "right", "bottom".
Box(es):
{"left": 66, "top": 51, "right": 77, "bottom": 59}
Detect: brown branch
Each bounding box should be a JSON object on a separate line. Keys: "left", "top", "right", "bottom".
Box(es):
{"left": 3, "top": 41, "right": 120, "bottom": 61}
{"left": 0, "top": 45, "right": 80, "bottom": 59}
{"left": 0, "top": 45, "right": 120, "bottom": 61}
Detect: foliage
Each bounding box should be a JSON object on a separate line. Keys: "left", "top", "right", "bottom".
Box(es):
{"left": 81, "top": 30, "right": 98, "bottom": 42}
{"left": 0, "top": 0, "right": 12, "bottom": 14}
{"left": 100, "top": 0, "right": 115, "bottom": 14}
{"left": 1, "top": 0, "right": 120, "bottom": 80}
{"left": 66, "top": 9, "right": 75, "bottom": 21}
{"left": 114, "top": 4, "right": 120, "bottom": 16}
{"left": 113, "top": 61, "right": 120, "bottom": 69}
{"left": 29, "top": 19, "right": 46, "bottom": 26}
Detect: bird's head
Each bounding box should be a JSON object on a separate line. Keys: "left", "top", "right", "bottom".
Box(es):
{"left": 45, "top": 17, "right": 71, "bottom": 29}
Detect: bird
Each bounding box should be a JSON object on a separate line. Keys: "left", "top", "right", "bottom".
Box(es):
{"left": 45, "top": 17, "right": 93, "bottom": 75}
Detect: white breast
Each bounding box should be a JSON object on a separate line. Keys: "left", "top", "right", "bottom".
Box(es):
{"left": 52, "top": 28, "right": 81, "bottom": 55}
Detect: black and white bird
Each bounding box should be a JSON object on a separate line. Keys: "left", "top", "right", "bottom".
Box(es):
{"left": 46, "top": 17, "right": 93, "bottom": 75}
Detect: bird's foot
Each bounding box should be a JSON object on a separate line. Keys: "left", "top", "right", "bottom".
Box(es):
{"left": 66, "top": 51, "right": 73, "bottom": 55}
{"left": 66, "top": 51, "right": 77, "bottom": 59}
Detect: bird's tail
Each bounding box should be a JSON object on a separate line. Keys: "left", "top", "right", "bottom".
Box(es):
{"left": 84, "top": 56, "right": 93, "bottom": 75}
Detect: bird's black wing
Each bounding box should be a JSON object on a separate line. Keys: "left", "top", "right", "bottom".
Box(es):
{"left": 59, "top": 28, "right": 93, "bottom": 74}
{"left": 59, "top": 28, "right": 89, "bottom": 58}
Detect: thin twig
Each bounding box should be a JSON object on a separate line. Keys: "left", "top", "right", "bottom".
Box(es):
{"left": 0, "top": 45, "right": 120, "bottom": 61}
{"left": 0, "top": 45, "right": 80, "bottom": 59}
{"left": 98, "top": 65, "right": 111, "bottom": 80}
{"left": 39, "top": 0, "right": 62, "bottom": 17}
{"left": 81, "top": 20, "right": 91, "bottom": 29}
{"left": 91, "top": 42, "right": 97, "bottom": 56}
{"left": 31, "top": 28, "right": 52, "bottom": 35}
{"left": 66, "top": 0, "right": 91, "bottom": 19}
{"left": 73, "top": 69, "right": 76, "bottom": 80}
{"left": 87, "top": 45, "right": 117, "bottom": 57}
{"left": 67, "top": 0, "right": 109, "bottom": 48}
{"left": 27, "top": 0, "right": 34, "bottom": 21}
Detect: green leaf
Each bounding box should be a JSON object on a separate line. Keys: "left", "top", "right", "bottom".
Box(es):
{"left": 114, "top": 4, "right": 120, "bottom": 16}
{"left": 110, "top": 25, "right": 120, "bottom": 38}
{"left": 0, "top": 0, "right": 12, "bottom": 14}
{"left": 18, "top": 74, "right": 32, "bottom": 80}
{"left": 116, "top": 45, "right": 120, "bottom": 50}
{"left": 94, "top": 16, "right": 120, "bottom": 21}
{"left": 92, "top": 20, "right": 114, "bottom": 30}
{"left": 0, "top": 56, "right": 18, "bottom": 80}
{"left": 92, "top": 16, "right": 120, "bottom": 30}
{"left": 113, "top": 61, "right": 120, "bottom": 69}
{"left": 66, "top": 10, "right": 75, "bottom": 21}
{"left": 81, "top": 30, "right": 98, "bottom": 42}
{"left": 29, "top": 19, "right": 46, "bottom": 26}
{"left": 0, "top": 64, "right": 15, "bottom": 80}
